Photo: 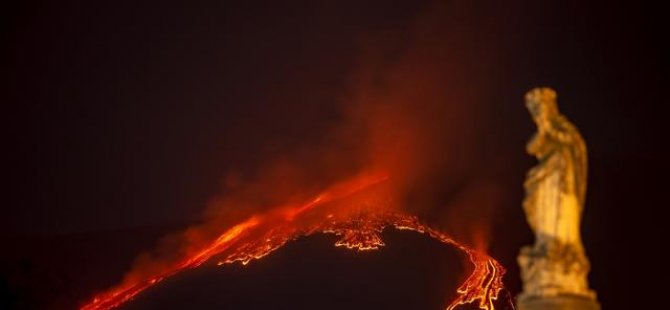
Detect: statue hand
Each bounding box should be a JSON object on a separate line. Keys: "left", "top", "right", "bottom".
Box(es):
{"left": 527, "top": 132, "right": 545, "bottom": 155}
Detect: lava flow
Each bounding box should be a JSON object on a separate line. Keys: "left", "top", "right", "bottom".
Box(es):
{"left": 81, "top": 173, "right": 507, "bottom": 310}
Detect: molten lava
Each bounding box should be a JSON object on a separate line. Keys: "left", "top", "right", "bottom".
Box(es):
{"left": 81, "top": 174, "right": 506, "bottom": 310}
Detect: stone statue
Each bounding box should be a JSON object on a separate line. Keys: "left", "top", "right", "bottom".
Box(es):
{"left": 517, "top": 88, "right": 600, "bottom": 310}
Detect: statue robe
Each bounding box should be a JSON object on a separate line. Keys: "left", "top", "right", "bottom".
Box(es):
{"left": 523, "top": 116, "right": 587, "bottom": 249}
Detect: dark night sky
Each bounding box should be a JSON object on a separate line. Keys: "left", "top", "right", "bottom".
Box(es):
{"left": 2, "top": 1, "right": 667, "bottom": 309}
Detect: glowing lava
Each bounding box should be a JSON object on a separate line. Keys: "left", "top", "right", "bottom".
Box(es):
{"left": 81, "top": 174, "right": 507, "bottom": 310}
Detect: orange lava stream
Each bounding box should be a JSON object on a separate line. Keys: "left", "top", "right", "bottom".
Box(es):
{"left": 81, "top": 174, "right": 506, "bottom": 310}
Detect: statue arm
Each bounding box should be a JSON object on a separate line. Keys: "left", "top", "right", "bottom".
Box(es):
{"left": 545, "top": 118, "right": 576, "bottom": 145}
{"left": 527, "top": 124, "right": 548, "bottom": 155}
{"left": 524, "top": 164, "right": 549, "bottom": 188}
{"left": 546, "top": 128, "right": 572, "bottom": 144}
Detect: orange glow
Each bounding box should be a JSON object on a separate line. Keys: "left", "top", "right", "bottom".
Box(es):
{"left": 80, "top": 173, "right": 506, "bottom": 310}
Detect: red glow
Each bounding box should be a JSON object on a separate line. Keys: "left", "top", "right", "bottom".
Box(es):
{"left": 81, "top": 173, "right": 506, "bottom": 310}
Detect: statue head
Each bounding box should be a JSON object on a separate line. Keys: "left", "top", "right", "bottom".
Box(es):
{"left": 525, "top": 87, "right": 558, "bottom": 122}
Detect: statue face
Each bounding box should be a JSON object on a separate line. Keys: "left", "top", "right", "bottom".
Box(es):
{"left": 526, "top": 100, "right": 542, "bottom": 118}
{"left": 525, "top": 88, "right": 558, "bottom": 122}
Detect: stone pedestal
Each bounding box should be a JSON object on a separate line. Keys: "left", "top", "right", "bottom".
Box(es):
{"left": 517, "top": 295, "right": 601, "bottom": 310}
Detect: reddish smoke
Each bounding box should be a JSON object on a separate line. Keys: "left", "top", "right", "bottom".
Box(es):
{"left": 340, "top": 1, "right": 501, "bottom": 245}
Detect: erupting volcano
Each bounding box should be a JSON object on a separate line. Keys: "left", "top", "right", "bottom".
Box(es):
{"left": 81, "top": 173, "right": 507, "bottom": 310}
{"left": 76, "top": 4, "right": 514, "bottom": 308}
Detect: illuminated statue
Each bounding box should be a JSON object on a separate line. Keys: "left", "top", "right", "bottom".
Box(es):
{"left": 517, "top": 88, "right": 600, "bottom": 310}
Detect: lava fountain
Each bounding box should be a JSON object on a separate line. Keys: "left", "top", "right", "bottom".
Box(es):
{"left": 81, "top": 172, "right": 506, "bottom": 310}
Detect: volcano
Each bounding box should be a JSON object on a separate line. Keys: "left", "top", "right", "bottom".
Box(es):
{"left": 117, "top": 229, "right": 503, "bottom": 310}
{"left": 79, "top": 176, "right": 506, "bottom": 310}
{"left": 2, "top": 223, "right": 511, "bottom": 310}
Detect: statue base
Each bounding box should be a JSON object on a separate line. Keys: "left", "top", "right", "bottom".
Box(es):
{"left": 517, "top": 295, "right": 600, "bottom": 310}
